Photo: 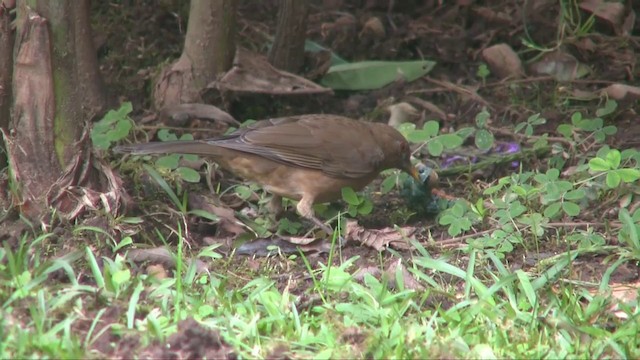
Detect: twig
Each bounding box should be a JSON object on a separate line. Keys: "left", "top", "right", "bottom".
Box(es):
{"left": 436, "top": 145, "right": 551, "bottom": 178}
{"left": 487, "top": 125, "right": 574, "bottom": 149}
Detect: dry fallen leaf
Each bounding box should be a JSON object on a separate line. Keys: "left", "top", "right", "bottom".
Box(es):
{"left": 188, "top": 193, "right": 247, "bottom": 236}
{"left": 345, "top": 220, "right": 416, "bottom": 251}
{"left": 590, "top": 281, "right": 640, "bottom": 320}
{"left": 354, "top": 259, "right": 425, "bottom": 291}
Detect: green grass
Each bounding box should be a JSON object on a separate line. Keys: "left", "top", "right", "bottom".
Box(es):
{"left": 1, "top": 223, "right": 638, "bottom": 359}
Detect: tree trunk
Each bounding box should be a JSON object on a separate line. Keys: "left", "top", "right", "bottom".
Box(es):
{"left": 32, "top": 0, "right": 107, "bottom": 163}
{"left": 5, "top": 0, "right": 109, "bottom": 221}
{"left": 268, "top": 0, "right": 308, "bottom": 73}
{"left": 0, "top": 3, "right": 14, "bottom": 169}
{"left": 153, "top": 0, "right": 237, "bottom": 110}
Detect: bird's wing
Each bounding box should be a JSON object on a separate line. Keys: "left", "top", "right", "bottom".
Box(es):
{"left": 211, "top": 115, "right": 384, "bottom": 178}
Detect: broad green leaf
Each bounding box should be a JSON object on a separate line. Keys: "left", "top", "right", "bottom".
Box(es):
{"left": 616, "top": 168, "right": 640, "bottom": 183}
{"left": 341, "top": 187, "right": 361, "bottom": 205}
{"left": 320, "top": 60, "right": 436, "bottom": 90}
{"left": 562, "top": 201, "right": 581, "bottom": 216}
{"left": 474, "top": 129, "right": 494, "bottom": 151}
{"left": 528, "top": 113, "right": 546, "bottom": 125}
{"left": 456, "top": 127, "right": 475, "bottom": 139}
{"left": 112, "top": 269, "right": 131, "bottom": 287}
{"left": 606, "top": 171, "right": 621, "bottom": 188}
{"left": 157, "top": 129, "right": 178, "bottom": 141}
{"left": 176, "top": 167, "right": 201, "bottom": 183}
{"left": 595, "top": 99, "right": 617, "bottom": 117}
{"left": 543, "top": 202, "right": 561, "bottom": 218}
{"left": 438, "top": 214, "right": 456, "bottom": 226}
{"left": 117, "top": 101, "right": 133, "bottom": 116}
{"left": 564, "top": 189, "right": 586, "bottom": 200}
{"left": 406, "top": 129, "right": 432, "bottom": 143}
{"left": 423, "top": 121, "right": 440, "bottom": 137}
{"left": 588, "top": 157, "right": 610, "bottom": 171}
{"left": 427, "top": 141, "right": 444, "bottom": 156}
{"left": 155, "top": 155, "right": 179, "bottom": 169}
{"left": 234, "top": 185, "right": 253, "bottom": 200}
{"left": 447, "top": 224, "right": 462, "bottom": 236}
{"left": 109, "top": 119, "right": 132, "bottom": 138}
{"left": 571, "top": 112, "right": 582, "bottom": 124}
{"left": 439, "top": 134, "right": 464, "bottom": 149}
{"left": 546, "top": 168, "right": 560, "bottom": 180}
{"left": 92, "top": 133, "right": 110, "bottom": 150}
{"left": 557, "top": 124, "right": 573, "bottom": 138}
{"left": 304, "top": 40, "right": 348, "bottom": 66}
{"left": 380, "top": 175, "right": 397, "bottom": 194}
{"left": 605, "top": 149, "right": 621, "bottom": 169}
{"left": 577, "top": 118, "right": 603, "bottom": 131}
{"left": 555, "top": 180, "right": 574, "bottom": 193}
{"left": 509, "top": 202, "right": 527, "bottom": 218}
{"left": 359, "top": 200, "right": 373, "bottom": 215}
{"left": 475, "top": 110, "right": 490, "bottom": 128}
{"left": 533, "top": 173, "right": 548, "bottom": 184}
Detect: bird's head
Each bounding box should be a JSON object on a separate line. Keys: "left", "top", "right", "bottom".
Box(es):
{"left": 375, "top": 124, "right": 421, "bottom": 181}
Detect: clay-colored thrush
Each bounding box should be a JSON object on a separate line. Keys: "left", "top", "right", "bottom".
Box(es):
{"left": 114, "top": 114, "right": 419, "bottom": 234}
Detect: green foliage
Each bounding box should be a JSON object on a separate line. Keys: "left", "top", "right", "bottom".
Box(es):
{"left": 514, "top": 113, "right": 546, "bottom": 136}
{"left": 534, "top": 168, "right": 585, "bottom": 218}
{"left": 91, "top": 102, "right": 134, "bottom": 150}
{"left": 476, "top": 63, "right": 490, "bottom": 84}
{"left": 522, "top": 0, "right": 595, "bottom": 53}
{"left": 304, "top": 40, "right": 348, "bottom": 66}
{"left": 557, "top": 100, "right": 618, "bottom": 143}
{"left": 341, "top": 187, "right": 373, "bottom": 217}
{"left": 85, "top": 248, "right": 131, "bottom": 297}
{"left": 589, "top": 148, "right": 640, "bottom": 188}
{"left": 474, "top": 108, "right": 494, "bottom": 151}
{"left": 276, "top": 218, "right": 303, "bottom": 235}
{"left": 398, "top": 121, "right": 463, "bottom": 156}
{"left": 559, "top": 0, "right": 596, "bottom": 37}
{"left": 320, "top": 60, "right": 436, "bottom": 90}
{"left": 153, "top": 129, "right": 201, "bottom": 184}
{"left": 438, "top": 200, "right": 479, "bottom": 236}
{"left": 400, "top": 108, "right": 494, "bottom": 157}
{"left": 618, "top": 208, "right": 640, "bottom": 253}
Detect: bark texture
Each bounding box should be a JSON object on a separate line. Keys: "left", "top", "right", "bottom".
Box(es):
{"left": 8, "top": 11, "right": 60, "bottom": 218}
{"left": 154, "top": 0, "right": 237, "bottom": 109}
{"left": 0, "top": 3, "right": 14, "bottom": 168}
{"left": 268, "top": 0, "right": 308, "bottom": 73}
{"left": 6, "top": 1, "right": 108, "bottom": 221}
{"left": 33, "top": 0, "right": 107, "bottom": 164}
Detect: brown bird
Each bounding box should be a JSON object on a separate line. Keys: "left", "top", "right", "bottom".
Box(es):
{"left": 114, "top": 114, "right": 419, "bottom": 234}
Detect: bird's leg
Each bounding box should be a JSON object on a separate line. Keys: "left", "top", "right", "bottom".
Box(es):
{"left": 267, "top": 195, "right": 283, "bottom": 218}
{"left": 296, "top": 196, "right": 333, "bottom": 235}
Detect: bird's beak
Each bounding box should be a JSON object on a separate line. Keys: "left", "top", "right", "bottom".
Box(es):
{"left": 409, "top": 165, "right": 421, "bottom": 181}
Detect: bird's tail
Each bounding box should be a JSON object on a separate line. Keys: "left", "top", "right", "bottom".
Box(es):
{"left": 113, "top": 140, "right": 223, "bottom": 157}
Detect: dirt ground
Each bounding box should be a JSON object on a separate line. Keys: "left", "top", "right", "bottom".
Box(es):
{"left": 3, "top": 0, "right": 639, "bottom": 357}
